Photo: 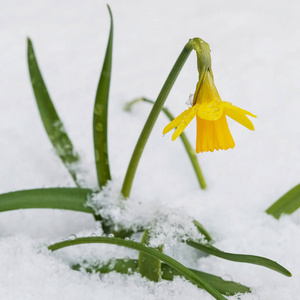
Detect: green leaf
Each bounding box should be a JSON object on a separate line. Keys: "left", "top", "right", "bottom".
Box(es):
{"left": 193, "top": 220, "right": 212, "bottom": 242}
{"left": 27, "top": 38, "right": 80, "bottom": 186}
{"left": 49, "top": 237, "right": 228, "bottom": 300}
{"left": 0, "top": 188, "right": 94, "bottom": 213}
{"left": 93, "top": 5, "right": 113, "bottom": 188}
{"left": 72, "top": 258, "right": 251, "bottom": 296}
{"left": 124, "top": 98, "right": 206, "bottom": 189}
{"left": 162, "top": 265, "right": 250, "bottom": 296}
{"left": 0, "top": 188, "right": 134, "bottom": 238}
{"left": 138, "top": 228, "right": 163, "bottom": 282}
{"left": 187, "top": 240, "right": 292, "bottom": 277}
{"left": 72, "top": 258, "right": 139, "bottom": 274}
{"left": 266, "top": 184, "right": 300, "bottom": 219}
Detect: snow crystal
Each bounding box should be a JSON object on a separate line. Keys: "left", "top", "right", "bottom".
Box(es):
{"left": 87, "top": 179, "right": 206, "bottom": 247}
{"left": 185, "top": 93, "right": 194, "bottom": 106}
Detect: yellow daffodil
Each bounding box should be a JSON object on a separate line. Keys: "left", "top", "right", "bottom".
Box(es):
{"left": 163, "top": 38, "right": 256, "bottom": 153}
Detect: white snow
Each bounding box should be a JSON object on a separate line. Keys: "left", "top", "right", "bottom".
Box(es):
{"left": 88, "top": 179, "right": 206, "bottom": 248}
{"left": 1, "top": 0, "right": 300, "bottom": 299}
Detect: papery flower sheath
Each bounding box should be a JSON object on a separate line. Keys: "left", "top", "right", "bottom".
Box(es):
{"left": 163, "top": 38, "right": 256, "bottom": 153}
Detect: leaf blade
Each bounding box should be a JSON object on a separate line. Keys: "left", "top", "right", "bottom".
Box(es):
{"left": 138, "top": 228, "right": 163, "bottom": 282}
{"left": 93, "top": 5, "right": 113, "bottom": 188}
{"left": 193, "top": 220, "right": 212, "bottom": 242}
{"left": 187, "top": 240, "right": 292, "bottom": 277}
{"left": 27, "top": 38, "right": 80, "bottom": 186}
{"left": 0, "top": 188, "right": 94, "bottom": 213}
{"left": 266, "top": 184, "right": 300, "bottom": 219}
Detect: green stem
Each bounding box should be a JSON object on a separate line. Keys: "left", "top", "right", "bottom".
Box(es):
{"left": 175, "top": 118, "right": 206, "bottom": 189}
{"left": 49, "top": 237, "right": 227, "bottom": 300}
{"left": 127, "top": 98, "right": 206, "bottom": 189}
{"left": 121, "top": 41, "right": 194, "bottom": 198}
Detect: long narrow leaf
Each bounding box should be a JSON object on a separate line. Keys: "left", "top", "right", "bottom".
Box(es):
{"left": 0, "top": 188, "right": 93, "bottom": 213}
{"left": 266, "top": 184, "right": 300, "bottom": 219}
{"left": 0, "top": 188, "right": 135, "bottom": 238}
{"left": 193, "top": 220, "right": 212, "bottom": 242}
{"left": 187, "top": 240, "right": 291, "bottom": 277}
{"left": 93, "top": 5, "right": 113, "bottom": 188}
{"left": 27, "top": 38, "right": 80, "bottom": 186}
{"left": 72, "top": 259, "right": 251, "bottom": 296}
{"left": 49, "top": 237, "right": 227, "bottom": 300}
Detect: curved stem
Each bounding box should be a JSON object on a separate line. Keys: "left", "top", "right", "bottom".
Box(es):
{"left": 173, "top": 117, "right": 206, "bottom": 189}
{"left": 126, "top": 98, "right": 206, "bottom": 189}
{"left": 121, "top": 41, "right": 194, "bottom": 198}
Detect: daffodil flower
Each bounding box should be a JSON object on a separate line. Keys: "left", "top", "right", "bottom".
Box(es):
{"left": 163, "top": 39, "right": 256, "bottom": 153}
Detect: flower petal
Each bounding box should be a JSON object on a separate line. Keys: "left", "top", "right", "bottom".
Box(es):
{"left": 196, "top": 115, "right": 235, "bottom": 153}
{"left": 198, "top": 100, "right": 223, "bottom": 121}
{"left": 213, "top": 114, "right": 235, "bottom": 150}
{"left": 163, "top": 108, "right": 191, "bottom": 135}
{"left": 223, "top": 103, "right": 256, "bottom": 131}
{"left": 171, "top": 109, "right": 196, "bottom": 141}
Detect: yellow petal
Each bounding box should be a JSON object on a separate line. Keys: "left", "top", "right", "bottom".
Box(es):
{"left": 196, "top": 117, "right": 214, "bottom": 152}
{"left": 213, "top": 114, "right": 235, "bottom": 150}
{"left": 163, "top": 108, "right": 191, "bottom": 135}
{"left": 196, "top": 115, "right": 235, "bottom": 153}
{"left": 244, "top": 110, "right": 257, "bottom": 118}
{"left": 171, "top": 109, "right": 196, "bottom": 141}
{"left": 198, "top": 100, "right": 224, "bottom": 121}
{"left": 223, "top": 103, "right": 256, "bottom": 131}
{"left": 194, "top": 71, "right": 222, "bottom": 106}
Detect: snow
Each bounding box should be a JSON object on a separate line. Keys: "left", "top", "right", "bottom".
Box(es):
{"left": 88, "top": 179, "right": 206, "bottom": 248}
{"left": 1, "top": 0, "right": 300, "bottom": 299}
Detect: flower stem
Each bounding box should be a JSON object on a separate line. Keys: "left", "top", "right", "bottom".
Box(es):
{"left": 121, "top": 41, "right": 194, "bottom": 198}
{"left": 125, "top": 98, "right": 206, "bottom": 189}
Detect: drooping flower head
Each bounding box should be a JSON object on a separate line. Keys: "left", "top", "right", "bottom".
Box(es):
{"left": 163, "top": 38, "right": 256, "bottom": 153}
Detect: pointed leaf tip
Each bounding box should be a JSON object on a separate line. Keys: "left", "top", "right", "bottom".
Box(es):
{"left": 27, "top": 38, "right": 81, "bottom": 186}
{"left": 93, "top": 3, "right": 113, "bottom": 188}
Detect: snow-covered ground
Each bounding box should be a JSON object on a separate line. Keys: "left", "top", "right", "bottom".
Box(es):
{"left": 1, "top": 0, "right": 300, "bottom": 299}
